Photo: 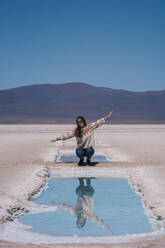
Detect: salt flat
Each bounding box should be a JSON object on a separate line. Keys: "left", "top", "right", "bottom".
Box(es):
{"left": 0, "top": 124, "right": 165, "bottom": 248}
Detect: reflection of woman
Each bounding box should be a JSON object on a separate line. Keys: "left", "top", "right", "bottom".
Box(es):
{"left": 52, "top": 178, "right": 113, "bottom": 235}
{"left": 51, "top": 111, "right": 113, "bottom": 166}
{"left": 75, "top": 178, "right": 95, "bottom": 228}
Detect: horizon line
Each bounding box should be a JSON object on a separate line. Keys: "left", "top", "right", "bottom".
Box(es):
{"left": 0, "top": 81, "right": 165, "bottom": 93}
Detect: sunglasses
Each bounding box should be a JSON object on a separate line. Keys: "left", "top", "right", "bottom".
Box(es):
{"left": 77, "top": 120, "right": 83, "bottom": 123}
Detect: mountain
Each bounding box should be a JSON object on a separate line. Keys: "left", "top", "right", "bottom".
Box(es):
{"left": 0, "top": 82, "right": 165, "bottom": 124}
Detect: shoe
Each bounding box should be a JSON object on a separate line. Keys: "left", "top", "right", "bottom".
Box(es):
{"left": 78, "top": 159, "right": 84, "bottom": 166}
{"left": 87, "top": 158, "right": 91, "bottom": 165}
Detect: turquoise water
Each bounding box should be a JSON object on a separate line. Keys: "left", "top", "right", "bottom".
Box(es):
{"left": 59, "top": 155, "right": 108, "bottom": 162}
{"left": 20, "top": 178, "right": 153, "bottom": 237}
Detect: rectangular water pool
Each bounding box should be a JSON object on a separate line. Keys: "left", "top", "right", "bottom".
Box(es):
{"left": 56, "top": 150, "right": 109, "bottom": 163}
{"left": 20, "top": 177, "right": 153, "bottom": 237}
{"left": 58, "top": 155, "right": 108, "bottom": 163}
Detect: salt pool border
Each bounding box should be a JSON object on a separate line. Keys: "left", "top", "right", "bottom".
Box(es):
{"left": 0, "top": 167, "right": 164, "bottom": 244}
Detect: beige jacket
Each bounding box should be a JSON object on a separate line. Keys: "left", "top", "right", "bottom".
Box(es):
{"left": 57, "top": 116, "right": 109, "bottom": 148}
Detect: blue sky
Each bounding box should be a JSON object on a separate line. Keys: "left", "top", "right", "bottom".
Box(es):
{"left": 0, "top": 0, "right": 164, "bottom": 91}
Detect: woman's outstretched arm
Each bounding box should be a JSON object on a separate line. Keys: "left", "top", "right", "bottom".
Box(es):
{"left": 90, "top": 110, "right": 114, "bottom": 130}
{"left": 52, "top": 201, "right": 76, "bottom": 215}
{"left": 51, "top": 129, "right": 76, "bottom": 143}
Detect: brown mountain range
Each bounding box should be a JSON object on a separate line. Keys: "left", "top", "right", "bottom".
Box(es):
{"left": 0, "top": 82, "right": 165, "bottom": 124}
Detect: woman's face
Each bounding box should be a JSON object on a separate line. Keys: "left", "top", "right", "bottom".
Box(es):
{"left": 77, "top": 215, "right": 86, "bottom": 228}
{"left": 77, "top": 118, "right": 85, "bottom": 128}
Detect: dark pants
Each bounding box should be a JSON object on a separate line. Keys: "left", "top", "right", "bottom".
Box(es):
{"left": 76, "top": 147, "right": 94, "bottom": 160}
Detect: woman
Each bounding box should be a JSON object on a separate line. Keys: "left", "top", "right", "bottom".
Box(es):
{"left": 51, "top": 110, "right": 113, "bottom": 166}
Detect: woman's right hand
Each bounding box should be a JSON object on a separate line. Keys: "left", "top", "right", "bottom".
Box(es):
{"left": 107, "top": 110, "right": 114, "bottom": 119}
{"left": 51, "top": 139, "right": 57, "bottom": 143}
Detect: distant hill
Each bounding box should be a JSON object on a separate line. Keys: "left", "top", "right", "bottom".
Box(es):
{"left": 0, "top": 82, "right": 165, "bottom": 124}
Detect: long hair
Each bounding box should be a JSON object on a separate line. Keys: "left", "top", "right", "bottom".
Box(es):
{"left": 75, "top": 116, "right": 87, "bottom": 138}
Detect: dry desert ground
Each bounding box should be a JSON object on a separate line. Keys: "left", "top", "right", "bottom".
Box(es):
{"left": 0, "top": 124, "right": 165, "bottom": 248}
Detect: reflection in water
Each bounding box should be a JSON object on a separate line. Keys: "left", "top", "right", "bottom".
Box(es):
{"left": 76, "top": 178, "right": 94, "bottom": 229}
{"left": 52, "top": 178, "right": 113, "bottom": 235}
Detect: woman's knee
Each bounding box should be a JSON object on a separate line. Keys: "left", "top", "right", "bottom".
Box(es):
{"left": 76, "top": 147, "right": 84, "bottom": 157}
{"left": 85, "top": 147, "right": 94, "bottom": 157}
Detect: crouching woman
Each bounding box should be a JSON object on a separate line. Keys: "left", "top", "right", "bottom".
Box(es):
{"left": 51, "top": 110, "right": 113, "bottom": 166}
